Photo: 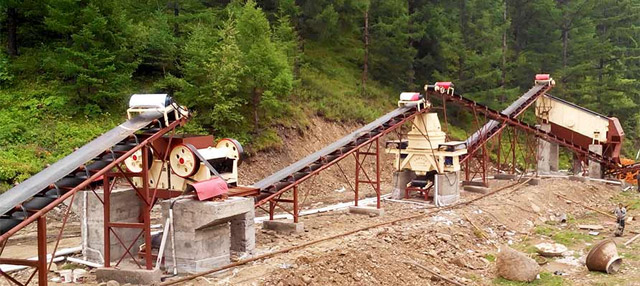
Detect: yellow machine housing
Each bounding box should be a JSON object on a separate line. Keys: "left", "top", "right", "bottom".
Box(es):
{"left": 386, "top": 112, "right": 467, "bottom": 174}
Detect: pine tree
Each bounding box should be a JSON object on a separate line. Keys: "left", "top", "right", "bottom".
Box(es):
{"left": 369, "top": 0, "right": 416, "bottom": 89}
{"left": 235, "top": 0, "right": 293, "bottom": 134}
{"left": 44, "top": 0, "right": 140, "bottom": 112}
{"left": 178, "top": 18, "right": 245, "bottom": 136}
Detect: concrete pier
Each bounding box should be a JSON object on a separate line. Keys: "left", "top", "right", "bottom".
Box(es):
{"left": 537, "top": 124, "right": 559, "bottom": 174}
{"left": 390, "top": 170, "right": 416, "bottom": 200}
{"left": 588, "top": 144, "right": 603, "bottom": 178}
{"left": 73, "top": 188, "right": 142, "bottom": 263}
{"left": 435, "top": 172, "right": 459, "bottom": 206}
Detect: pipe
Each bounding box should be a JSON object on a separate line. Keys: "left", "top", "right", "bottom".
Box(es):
{"left": 167, "top": 196, "right": 192, "bottom": 276}
{"left": 155, "top": 218, "right": 171, "bottom": 270}
{"left": 66, "top": 257, "right": 102, "bottom": 268}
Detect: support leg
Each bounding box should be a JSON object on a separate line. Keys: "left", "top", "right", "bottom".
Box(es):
{"left": 37, "top": 216, "right": 47, "bottom": 286}
{"left": 293, "top": 186, "right": 298, "bottom": 223}
{"left": 354, "top": 152, "right": 360, "bottom": 206}
{"left": 375, "top": 138, "right": 381, "bottom": 209}
{"left": 103, "top": 175, "right": 111, "bottom": 267}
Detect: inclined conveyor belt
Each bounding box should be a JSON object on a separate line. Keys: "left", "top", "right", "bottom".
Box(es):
{"left": 465, "top": 84, "right": 550, "bottom": 154}
{"left": 0, "top": 110, "right": 169, "bottom": 234}
{"left": 433, "top": 91, "right": 620, "bottom": 168}
{"left": 252, "top": 103, "right": 424, "bottom": 195}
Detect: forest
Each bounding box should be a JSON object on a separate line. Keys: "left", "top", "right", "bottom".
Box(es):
{"left": 0, "top": 0, "right": 639, "bottom": 190}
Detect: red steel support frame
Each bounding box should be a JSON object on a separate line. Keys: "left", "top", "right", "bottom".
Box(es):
{"left": 0, "top": 115, "right": 188, "bottom": 285}
{"left": 256, "top": 106, "right": 429, "bottom": 218}
{"left": 354, "top": 138, "right": 381, "bottom": 208}
{"left": 0, "top": 217, "right": 47, "bottom": 286}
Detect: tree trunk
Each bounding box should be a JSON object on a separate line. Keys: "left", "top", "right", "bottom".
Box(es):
{"left": 362, "top": 8, "right": 369, "bottom": 93}
{"left": 173, "top": 1, "right": 180, "bottom": 36}
{"left": 562, "top": 24, "right": 569, "bottom": 68}
{"left": 500, "top": 0, "right": 507, "bottom": 102}
{"left": 253, "top": 87, "right": 260, "bottom": 134}
{"left": 7, "top": 7, "right": 18, "bottom": 56}
{"left": 407, "top": 0, "right": 416, "bottom": 88}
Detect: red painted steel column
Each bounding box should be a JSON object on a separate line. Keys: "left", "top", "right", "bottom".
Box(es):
{"left": 141, "top": 145, "right": 153, "bottom": 270}
{"left": 293, "top": 185, "right": 299, "bottom": 223}
{"left": 354, "top": 151, "right": 360, "bottom": 206}
{"left": 512, "top": 129, "right": 517, "bottom": 173}
{"left": 103, "top": 175, "right": 111, "bottom": 267}
{"left": 482, "top": 146, "right": 488, "bottom": 186}
{"left": 497, "top": 132, "right": 502, "bottom": 173}
{"left": 465, "top": 160, "right": 470, "bottom": 182}
{"left": 375, "top": 138, "right": 381, "bottom": 209}
{"left": 37, "top": 216, "right": 47, "bottom": 286}
{"left": 269, "top": 201, "right": 274, "bottom": 220}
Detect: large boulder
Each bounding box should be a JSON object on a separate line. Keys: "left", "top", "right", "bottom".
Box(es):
{"left": 497, "top": 246, "right": 540, "bottom": 282}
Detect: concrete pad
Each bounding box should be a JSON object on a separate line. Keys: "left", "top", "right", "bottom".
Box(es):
{"left": 494, "top": 174, "right": 517, "bottom": 180}
{"left": 262, "top": 220, "right": 304, "bottom": 233}
{"left": 95, "top": 268, "right": 161, "bottom": 285}
{"left": 349, "top": 206, "right": 384, "bottom": 217}
{"left": 519, "top": 177, "right": 540, "bottom": 185}
{"left": 462, "top": 181, "right": 487, "bottom": 187}
{"left": 569, "top": 175, "right": 588, "bottom": 182}
{"left": 463, "top": 185, "right": 490, "bottom": 194}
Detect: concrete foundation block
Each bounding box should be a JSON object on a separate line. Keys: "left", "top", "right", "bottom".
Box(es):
{"left": 549, "top": 143, "right": 559, "bottom": 172}
{"left": 588, "top": 144, "right": 603, "bottom": 179}
{"left": 262, "top": 220, "right": 304, "bottom": 233}
{"left": 390, "top": 170, "right": 416, "bottom": 200}
{"left": 435, "top": 172, "right": 459, "bottom": 206}
{"left": 495, "top": 174, "right": 517, "bottom": 180}
{"left": 537, "top": 123, "right": 552, "bottom": 174}
{"left": 520, "top": 177, "right": 541, "bottom": 185}
{"left": 230, "top": 210, "right": 255, "bottom": 254}
{"left": 72, "top": 188, "right": 142, "bottom": 263}
{"left": 463, "top": 185, "right": 490, "bottom": 194}
{"left": 569, "top": 175, "right": 588, "bottom": 182}
{"left": 95, "top": 268, "right": 161, "bottom": 285}
{"left": 161, "top": 196, "right": 254, "bottom": 231}
{"left": 161, "top": 197, "right": 254, "bottom": 274}
{"left": 462, "top": 181, "right": 487, "bottom": 187}
{"left": 349, "top": 206, "right": 384, "bottom": 217}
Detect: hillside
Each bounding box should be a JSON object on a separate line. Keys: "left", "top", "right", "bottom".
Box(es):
{"left": 1, "top": 0, "right": 640, "bottom": 190}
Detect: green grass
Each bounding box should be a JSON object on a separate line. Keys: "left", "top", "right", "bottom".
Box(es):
{"left": 299, "top": 41, "right": 396, "bottom": 124}
{"left": 0, "top": 85, "right": 122, "bottom": 192}
{"left": 485, "top": 253, "right": 496, "bottom": 262}
{"left": 493, "top": 272, "right": 567, "bottom": 285}
{"left": 533, "top": 225, "right": 593, "bottom": 247}
{"left": 612, "top": 191, "right": 640, "bottom": 211}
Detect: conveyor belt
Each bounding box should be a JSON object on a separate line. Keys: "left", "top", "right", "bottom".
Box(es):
{"left": 0, "top": 109, "right": 184, "bottom": 236}
{"left": 464, "top": 84, "right": 552, "bottom": 156}
{"left": 431, "top": 90, "right": 620, "bottom": 168}
{"left": 0, "top": 112, "right": 163, "bottom": 216}
{"left": 252, "top": 103, "right": 425, "bottom": 196}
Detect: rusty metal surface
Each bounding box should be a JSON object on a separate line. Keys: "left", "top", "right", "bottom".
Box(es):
{"left": 0, "top": 111, "right": 164, "bottom": 217}
{"left": 464, "top": 84, "right": 550, "bottom": 153}
{"left": 434, "top": 90, "right": 619, "bottom": 168}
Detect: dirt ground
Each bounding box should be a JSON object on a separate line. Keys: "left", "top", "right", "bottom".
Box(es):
{"left": 2, "top": 117, "right": 640, "bottom": 285}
